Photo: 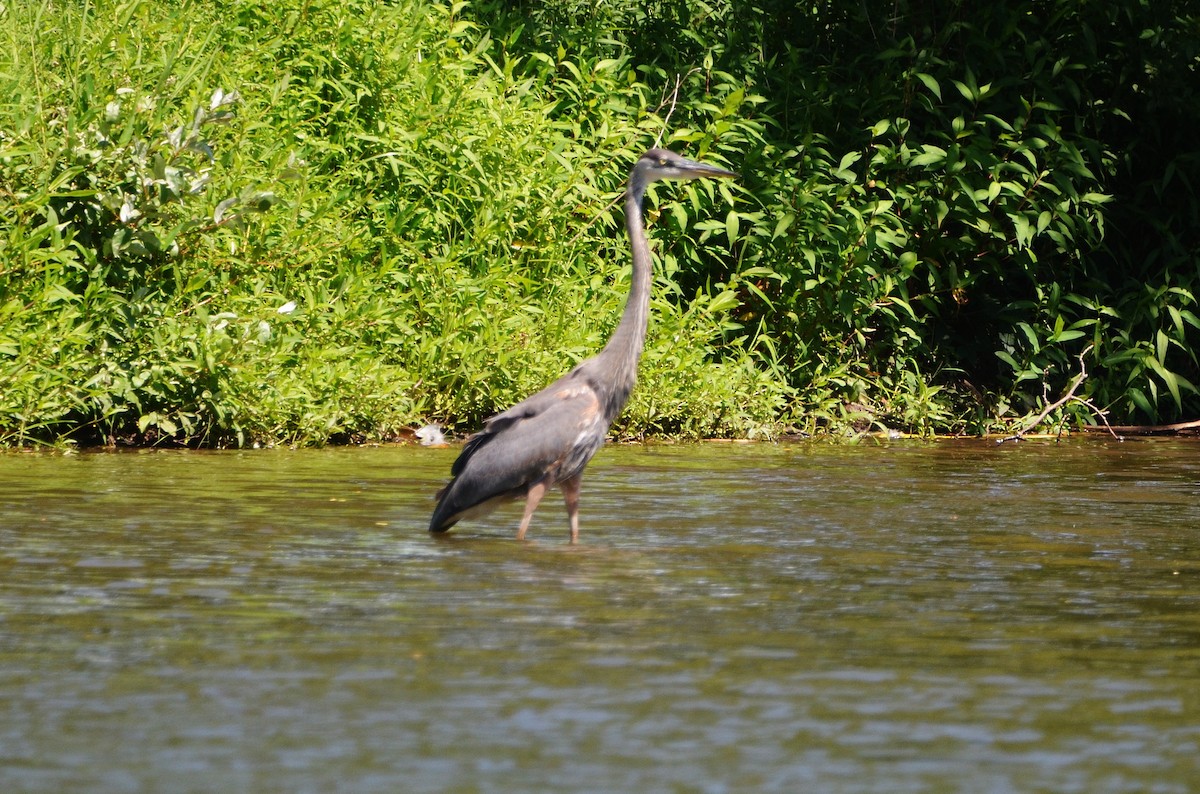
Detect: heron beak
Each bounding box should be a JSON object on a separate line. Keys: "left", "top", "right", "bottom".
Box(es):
{"left": 683, "top": 160, "right": 738, "bottom": 180}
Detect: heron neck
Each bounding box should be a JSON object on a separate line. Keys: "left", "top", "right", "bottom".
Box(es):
{"left": 596, "top": 179, "right": 652, "bottom": 402}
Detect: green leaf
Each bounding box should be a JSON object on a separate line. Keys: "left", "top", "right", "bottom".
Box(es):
{"left": 670, "top": 202, "right": 689, "bottom": 229}
{"left": 182, "top": 271, "right": 209, "bottom": 295}
{"left": 1146, "top": 356, "right": 1182, "bottom": 408}
{"left": 1167, "top": 306, "right": 1185, "bottom": 337}
{"left": 835, "top": 151, "right": 861, "bottom": 181}
{"left": 739, "top": 266, "right": 781, "bottom": 279}
{"left": 1130, "top": 388, "right": 1154, "bottom": 417}
{"left": 1177, "top": 309, "right": 1200, "bottom": 331}
{"left": 1016, "top": 322, "right": 1040, "bottom": 350}
{"left": 1013, "top": 213, "right": 1031, "bottom": 246}
{"left": 707, "top": 290, "right": 740, "bottom": 314}
{"left": 1051, "top": 329, "right": 1085, "bottom": 342}
{"left": 772, "top": 213, "right": 795, "bottom": 240}
{"left": 908, "top": 145, "right": 946, "bottom": 168}
{"left": 915, "top": 72, "right": 941, "bottom": 100}
{"left": 743, "top": 280, "right": 776, "bottom": 309}
{"left": 951, "top": 79, "right": 976, "bottom": 102}
{"left": 884, "top": 296, "right": 918, "bottom": 321}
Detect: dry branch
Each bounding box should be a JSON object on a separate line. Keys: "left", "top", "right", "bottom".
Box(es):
{"left": 1082, "top": 418, "right": 1200, "bottom": 436}
{"left": 997, "top": 345, "right": 1101, "bottom": 444}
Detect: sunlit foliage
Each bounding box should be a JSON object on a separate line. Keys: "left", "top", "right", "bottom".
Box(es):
{"left": 1, "top": 0, "right": 1197, "bottom": 445}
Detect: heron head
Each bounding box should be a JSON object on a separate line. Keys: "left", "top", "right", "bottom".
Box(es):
{"left": 637, "top": 148, "right": 738, "bottom": 183}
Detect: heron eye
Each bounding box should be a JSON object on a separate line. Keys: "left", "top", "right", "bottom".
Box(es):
{"left": 657, "top": 158, "right": 668, "bottom": 166}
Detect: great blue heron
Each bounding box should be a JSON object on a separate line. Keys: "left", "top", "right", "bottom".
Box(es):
{"left": 429, "top": 148, "right": 737, "bottom": 542}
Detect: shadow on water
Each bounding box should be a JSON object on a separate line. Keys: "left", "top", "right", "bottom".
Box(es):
{"left": 1, "top": 439, "right": 1198, "bottom": 792}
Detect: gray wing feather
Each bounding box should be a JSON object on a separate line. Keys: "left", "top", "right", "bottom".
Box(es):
{"left": 429, "top": 373, "right": 604, "bottom": 531}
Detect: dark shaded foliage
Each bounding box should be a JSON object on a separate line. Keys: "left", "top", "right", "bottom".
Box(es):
{"left": 474, "top": 0, "right": 1200, "bottom": 427}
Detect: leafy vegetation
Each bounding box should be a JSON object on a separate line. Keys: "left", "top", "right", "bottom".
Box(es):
{"left": 1, "top": 0, "right": 1197, "bottom": 446}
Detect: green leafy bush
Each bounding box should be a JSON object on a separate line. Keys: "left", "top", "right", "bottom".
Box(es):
{"left": 473, "top": 0, "right": 1200, "bottom": 432}
{"left": 1, "top": 0, "right": 785, "bottom": 446}
{"left": 2, "top": 0, "right": 1197, "bottom": 446}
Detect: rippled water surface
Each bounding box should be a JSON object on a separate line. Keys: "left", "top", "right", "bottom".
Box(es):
{"left": 1, "top": 440, "right": 1198, "bottom": 792}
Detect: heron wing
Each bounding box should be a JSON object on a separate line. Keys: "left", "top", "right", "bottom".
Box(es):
{"left": 430, "top": 372, "right": 605, "bottom": 531}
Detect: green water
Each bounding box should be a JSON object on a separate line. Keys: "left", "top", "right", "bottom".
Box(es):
{"left": 1, "top": 440, "right": 1197, "bottom": 792}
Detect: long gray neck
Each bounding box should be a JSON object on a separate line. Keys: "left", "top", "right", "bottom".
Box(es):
{"left": 592, "top": 170, "right": 651, "bottom": 421}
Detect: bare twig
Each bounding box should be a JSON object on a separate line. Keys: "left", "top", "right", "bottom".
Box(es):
{"left": 652, "top": 71, "right": 696, "bottom": 149}
{"left": 1077, "top": 397, "right": 1123, "bottom": 440}
{"left": 997, "top": 345, "right": 1094, "bottom": 444}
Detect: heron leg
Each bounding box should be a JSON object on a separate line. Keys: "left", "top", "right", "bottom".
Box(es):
{"left": 561, "top": 474, "right": 582, "bottom": 544}
{"left": 516, "top": 479, "right": 549, "bottom": 541}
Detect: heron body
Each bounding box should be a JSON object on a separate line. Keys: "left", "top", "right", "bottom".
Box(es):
{"left": 429, "top": 148, "right": 737, "bottom": 542}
